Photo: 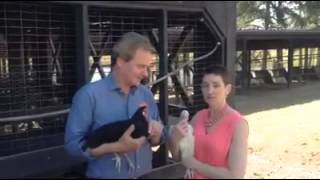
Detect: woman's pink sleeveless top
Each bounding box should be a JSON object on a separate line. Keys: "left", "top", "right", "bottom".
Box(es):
{"left": 193, "top": 108, "right": 243, "bottom": 179}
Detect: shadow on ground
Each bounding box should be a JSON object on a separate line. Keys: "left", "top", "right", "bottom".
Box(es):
{"left": 234, "top": 80, "right": 320, "bottom": 115}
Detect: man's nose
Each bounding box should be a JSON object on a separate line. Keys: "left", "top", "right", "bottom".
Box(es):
{"left": 143, "top": 68, "right": 148, "bottom": 78}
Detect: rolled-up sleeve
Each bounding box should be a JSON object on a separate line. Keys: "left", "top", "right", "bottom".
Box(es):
{"left": 64, "top": 87, "right": 96, "bottom": 161}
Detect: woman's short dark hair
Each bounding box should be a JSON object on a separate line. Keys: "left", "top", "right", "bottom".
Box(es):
{"left": 202, "top": 65, "right": 231, "bottom": 85}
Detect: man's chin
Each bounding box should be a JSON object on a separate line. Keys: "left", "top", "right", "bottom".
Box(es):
{"left": 133, "top": 81, "right": 141, "bottom": 86}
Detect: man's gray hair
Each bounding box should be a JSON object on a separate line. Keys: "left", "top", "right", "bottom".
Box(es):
{"left": 111, "top": 32, "right": 156, "bottom": 67}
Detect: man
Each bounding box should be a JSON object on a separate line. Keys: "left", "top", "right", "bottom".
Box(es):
{"left": 65, "top": 32, "right": 164, "bottom": 178}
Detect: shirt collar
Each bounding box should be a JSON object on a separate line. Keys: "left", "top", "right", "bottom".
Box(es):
{"left": 106, "top": 71, "right": 138, "bottom": 94}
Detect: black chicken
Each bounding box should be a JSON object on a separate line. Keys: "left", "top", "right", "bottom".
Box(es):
{"left": 83, "top": 106, "right": 150, "bottom": 173}
{"left": 85, "top": 106, "right": 150, "bottom": 148}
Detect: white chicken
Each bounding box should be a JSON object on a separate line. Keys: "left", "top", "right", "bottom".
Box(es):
{"left": 177, "top": 110, "right": 195, "bottom": 179}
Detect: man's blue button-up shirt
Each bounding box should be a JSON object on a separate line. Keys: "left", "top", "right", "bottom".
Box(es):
{"left": 64, "top": 72, "right": 160, "bottom": 178}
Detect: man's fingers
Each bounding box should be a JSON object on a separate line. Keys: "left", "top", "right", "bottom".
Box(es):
{"left": 142, "top": 111, "right": 148, "bottom": 120}
{"left": 136, "top": 136, "right": 146, "bottom": 146}
{"left": 139, "top": 102, "right": 148, "bottom": 108}
{"left": 148, "top": 121, "right": 153, "bottom": 134}
{"left": 140, "top": 103, "right": 149, "bottom": 120}
{"left": 149, "top": 121, "right": 163, "bottom": 136}
{"left": 125, "top": 124, "right": 135, "bottom": 136}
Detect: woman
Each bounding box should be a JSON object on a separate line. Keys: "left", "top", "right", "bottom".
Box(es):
{"left": 169, "top": 66, "right": 249, "bottom": 179}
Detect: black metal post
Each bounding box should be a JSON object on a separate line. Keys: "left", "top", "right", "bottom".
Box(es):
{"left": 75, "top": 4, "right": 90, "bottom": 87}
{"left": 155, "top": 9, "right": 169, "bottom": 168}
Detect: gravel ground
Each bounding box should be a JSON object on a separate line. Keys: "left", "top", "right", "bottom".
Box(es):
{"left": 234, "top": 80, "right": 320, "bottom": 178}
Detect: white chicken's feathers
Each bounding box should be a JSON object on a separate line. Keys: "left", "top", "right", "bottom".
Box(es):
{"left": 179, "top": 124, "right": 194, "bottom": 159}
{"left": 178, "top": 110, "right": 195, "bottom": 179}
{"left": 178, "top": 110, "right": 195, "bottom": 159}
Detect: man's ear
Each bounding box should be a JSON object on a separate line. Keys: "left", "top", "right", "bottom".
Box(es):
{"left": 116, "top": 57, "right": 125, "bottom": 67}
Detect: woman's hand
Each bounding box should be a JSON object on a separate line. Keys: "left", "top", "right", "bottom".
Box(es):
{"left": 171, "top": 119, "right": 189, "bottom": 145}
{"left": 181, "top": 156, "right": 197, "bottom": 169}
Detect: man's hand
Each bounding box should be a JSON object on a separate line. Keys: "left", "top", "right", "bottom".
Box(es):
{"left": 88, "top": 125, "right": 146, "bottom": 157}
{"left": 140, "top": 103, "right": 163, "bottom": 146}
{"left": 117, "top": 125, "right": 146, "bottom": 153}
{"left": 148, "top": 120, "right": 163, "bottom": 145}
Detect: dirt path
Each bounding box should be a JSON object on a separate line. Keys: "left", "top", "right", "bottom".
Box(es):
{"left": 234, "top": 81, "right": 320, "bottom": 178}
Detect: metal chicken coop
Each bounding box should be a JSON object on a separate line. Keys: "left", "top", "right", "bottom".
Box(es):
{"left": 0, "top": 1, "right": 236, "bottom": 178}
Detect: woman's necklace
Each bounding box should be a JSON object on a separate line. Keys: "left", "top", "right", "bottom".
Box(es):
{"left": 204, "top": 105, "right": 229, "bottom": 134}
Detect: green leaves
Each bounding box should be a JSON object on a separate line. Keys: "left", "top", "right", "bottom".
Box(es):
{"left": 237, "top": 1, "right": 320, "bottom": 30}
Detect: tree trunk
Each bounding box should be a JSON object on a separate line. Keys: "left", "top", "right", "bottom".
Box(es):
{"left": 276, "top": 48, "right": 283, "bottom": 69}
{"left": 299, "top": 48, "right": 303, "bottom": 68}
{"left": 317, "top": 48, "right": 320, "bottom": 66}
{"left": 262, "top": 2, "right": 271, "bottom": 70}
{"left": 262, "top": 50, "right": 268, "bottom": 70}
{"left": 264, "top": 1, "right": 271, "bottom": 30}
{"left": 304, "top": 48, "right": 309, "bottom": 68}
{"left": 310, "top": 48, "right": 314, "bottom": 67}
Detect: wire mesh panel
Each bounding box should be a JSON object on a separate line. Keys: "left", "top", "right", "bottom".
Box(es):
{"left": 0, "top": 2, "right": 76, "bottom": 156}
{"left": 87, "top": 8, "right": 223, "bottom": 119}
{"left": 167, "top": 11, "right": 222, "bottom": 117}
{"left": 87, "top": 6, "right": 161, "bottom": 86}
